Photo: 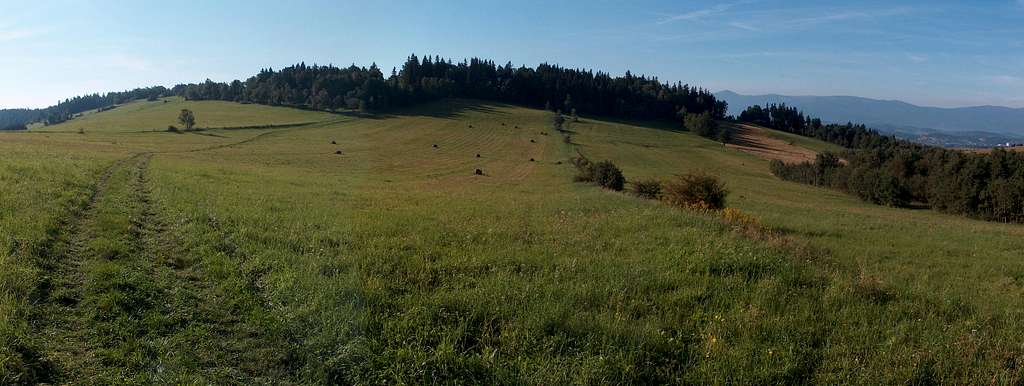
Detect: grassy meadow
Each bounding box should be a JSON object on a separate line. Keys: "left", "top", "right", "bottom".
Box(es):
{"left": 39, "top": 97, "right": 337, "bottom": 133}
{"left": 1, "top": 98, "right": 1022, "bottom": 383}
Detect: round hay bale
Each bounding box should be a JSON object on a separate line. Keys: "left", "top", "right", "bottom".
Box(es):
{"left": 433, "top": 144, "right": 438, "bottom": 148}
{"left": 529, "top": 158, "right": 535, "bottom": 162}
{"left": 335, "top": 150, "right": 343, "bottom": 155}
{"left": 474, "top": 169, "right": 483, "bottom": 175}
{"left": 530, "top": 139, "right": 535, "bottom": 143}
{"left": 331, "top": 140, "right": 337, "bottom": 144}
{"left": 476, "top": 154, "right": 481, "bottom": 158}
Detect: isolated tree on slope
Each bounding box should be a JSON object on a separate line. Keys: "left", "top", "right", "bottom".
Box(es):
{"left": 178, "top": 109, "right": 196, "bottom": 131}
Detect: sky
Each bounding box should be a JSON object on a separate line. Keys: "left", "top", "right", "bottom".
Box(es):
{"left": 1, "top": 0, "right": 1022, "bottom": 109}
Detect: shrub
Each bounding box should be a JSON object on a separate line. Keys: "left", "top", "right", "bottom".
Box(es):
{"left": 716, "top": 126, "right": 733, "bottom": 143}
{"left": 593, "top": 161, "right": 625, "bottom": 191}
{"left": 631, "top": 179, "right": 662, "bottom": 199}
{"left": 663, "top": 172, "right": 729, "bottom": 210}
{"left": 572, "top": 156, "right": 595, "bottom": 182}
{"left": 684, "top": 112, "right": 717, "bottom": 137}
{"left": 721, "top": 208, "right": 757, "bottom": 227}
{"left": 167, "top": 125, "right": 179, "bottom": 132}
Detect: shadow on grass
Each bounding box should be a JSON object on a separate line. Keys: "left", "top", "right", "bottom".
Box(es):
{"left": 385, "top": 99, "right": 514, "bottom": 120}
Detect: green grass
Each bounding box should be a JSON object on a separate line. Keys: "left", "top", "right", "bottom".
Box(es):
{"left": 1, "top": 99, "right": 1022, "bottom": 383}
{"left": 38, "top": 97, "right": 337, "bottom": 133}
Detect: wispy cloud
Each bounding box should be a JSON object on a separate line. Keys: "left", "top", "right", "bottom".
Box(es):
{"left": 728, "top": 21, "right": 760, "bottom": 31}
{"left": 907, "top": 53, "right": 928, "bottom": 63}
{"left": 657, "top": 4, "right": 733, "bottom": 24}
{"left": 0, "top": 27, "right": 40, "bottom": 42}
{"left": 778, "top": 7, "right": 913, "bottom": 29}
{"left": 985, "top": 75, "right": 1022, "bottom": 85}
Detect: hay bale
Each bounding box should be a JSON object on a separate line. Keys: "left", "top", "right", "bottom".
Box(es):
{"left": 331, "top": 140, "right": 337, "bottom": 144}
{"left": 475, "top": 169, "right": 483, "bottom": 175}
{"left": 530, "top": 158, "right": 535, "bottom": 162}
{"left": 433, "top": 144, "right": 438, "bottom": 148}
{"left": 530, "top": 139, "right": 535, "bottom": 143}
{"left": 476, "top": 154, "right": 481, "bottom": 158}
{"left": 335, "top": 150, "right": 343, "bottom": 155}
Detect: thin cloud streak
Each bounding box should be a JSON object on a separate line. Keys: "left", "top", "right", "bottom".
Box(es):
{"left": 767, "top": 7, "right": 914, "bottom": 30}
{"left": 657, "top": 4, "right": 733, "bottom": 24}
{"left": 0, "top": 28, "right": 40, "bottom": 42}
{"left": 728, "top": 21, "right": 760, "bottom": 31}
{"left": 907, "top": 53, "right": 928, "bottom": 63}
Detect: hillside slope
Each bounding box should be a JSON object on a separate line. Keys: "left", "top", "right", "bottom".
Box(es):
{"left": 1, "top": 99, "right": 1022, "bottom": 383}
{"left": 36, "top": 97, "right": 337, "bottom": 133}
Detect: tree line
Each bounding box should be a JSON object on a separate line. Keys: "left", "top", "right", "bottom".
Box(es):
{"left": 739, "top": 103, "right": 892, "bottom": 149}
{"left": 749, "top": 104, "right": 1024, "bottom": 223}
{"left": 171, "top": 55, "right": 728, "bottom": 122}
{"left": 3, "top": 55, "right": 726, "bottom": 130}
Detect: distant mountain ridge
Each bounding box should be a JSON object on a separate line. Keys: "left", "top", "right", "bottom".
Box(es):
{"left": 715, "top": 90, "right": 1024, "bottom": 138}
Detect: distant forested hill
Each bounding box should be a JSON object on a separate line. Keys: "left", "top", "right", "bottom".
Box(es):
{"left": 171, "top": 55, "right": 727, "bottom": 122}
{"left": 3, "top": 56, "right": 727, "bottom": 129}
{"left": 0, "top": 109, "right": 40, "bottom": 130}
{"left": 716, "top": 90, "right": 1024, "bottom": 136}
{"left": 0, "top": 87, "right": 170, "bottom": 129}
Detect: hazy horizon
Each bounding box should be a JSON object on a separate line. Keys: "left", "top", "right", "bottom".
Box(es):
{"left": 2, "top": 0, "right": 1023, "bottom": 110}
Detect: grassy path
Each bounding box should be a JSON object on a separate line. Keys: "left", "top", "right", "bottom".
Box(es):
{"left": 29, "top": 154, "right": 149, "bottom": 382}
{"left": 22, "top": 147, "right": 296, "bottom": 383}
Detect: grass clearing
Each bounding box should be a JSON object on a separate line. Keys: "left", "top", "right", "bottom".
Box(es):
{"left": 38, "top": 97, "right": 337, "bottom": 133}
{"left": 723, "top": 122, "right": 841, "bottom": 163}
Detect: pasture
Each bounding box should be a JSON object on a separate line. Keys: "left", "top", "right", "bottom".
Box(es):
{"left": 1, "top": 98, "right": 1022, "bottom": 384}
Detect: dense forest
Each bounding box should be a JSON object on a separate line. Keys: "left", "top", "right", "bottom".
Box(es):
{"left": 3, "top": 55, "right": 725, "bottom": 130}
{"left": 0, "top": 87, "right": 170, "bottom": 129}
{"left": 751, "top": 104, "right": 1024, "bottom": 223}
{"left": 0, "top": 109, "right": 38, "bottom": 130}
{"left": 172, "top": 55, "right": 727, "bottom": 122}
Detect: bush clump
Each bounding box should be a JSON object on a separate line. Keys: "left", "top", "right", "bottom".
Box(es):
{"left": 662, "top": 172, "right": 729, "bottom": 210}
{"left": 631, "top": 179, "right": 662, "bottom": 199}
{"left": 572, "top": 156, "right": 595, "bottom": 183}
{"left": 592, "top": 161, "right": 625, "bottom": 191}
{"left": 571, "top": 156, "right": 625, "bottom": 191}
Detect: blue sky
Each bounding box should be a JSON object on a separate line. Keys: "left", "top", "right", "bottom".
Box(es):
{"left": 1, "top": 0, "right": 1022, "bottom": 109}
